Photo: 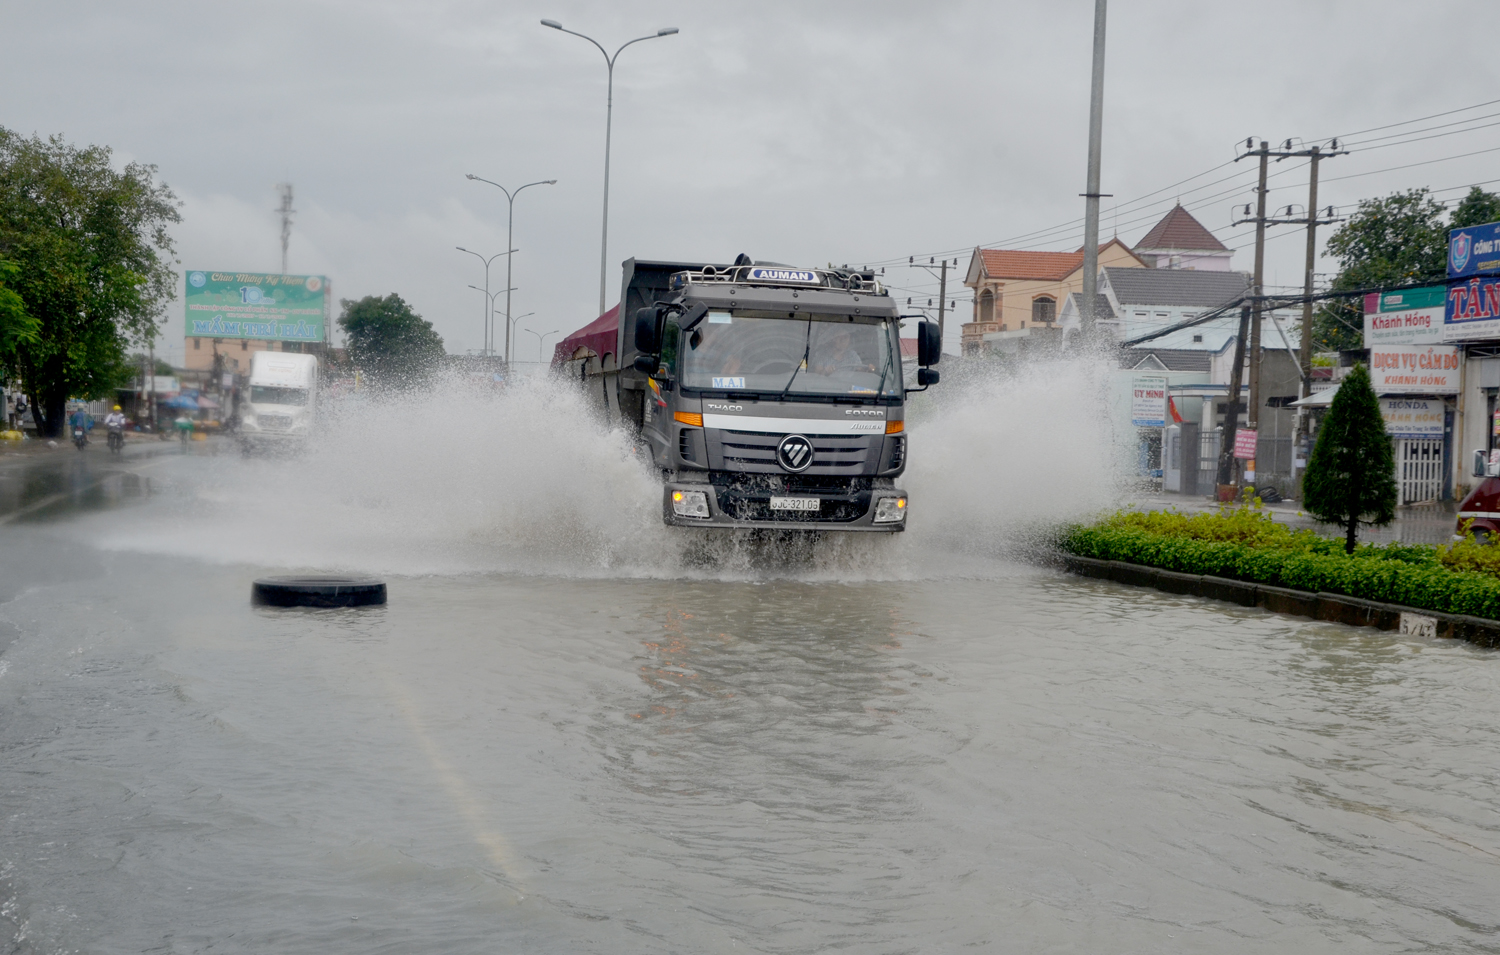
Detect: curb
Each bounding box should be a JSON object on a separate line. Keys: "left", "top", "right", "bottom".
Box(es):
{"left": 1060, "top": 554, "right": 1500, "bottom": 649}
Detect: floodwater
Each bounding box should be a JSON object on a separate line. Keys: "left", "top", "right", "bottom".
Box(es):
{"left": 1, "top": 371, "right": 1498, "bottom": 954}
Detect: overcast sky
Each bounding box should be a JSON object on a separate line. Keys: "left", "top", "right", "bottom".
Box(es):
{"left": 5, "top": 0, "right": 1497, "bottom": 363}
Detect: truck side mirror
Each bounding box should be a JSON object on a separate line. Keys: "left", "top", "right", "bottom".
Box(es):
{"left": 917, "top": 367, "right": 940, "bottom": 387}
{"left": 917, "top": 321, "right": 941, "bottom": 366}
{"left": 633, "top": 354, "right": 657, "bottom": 374}
{"left": 634, "top": 308, "right": 660, "bottom": 353}
{"left": 1476, "top": 449, "right": 1488, "bottom": 479}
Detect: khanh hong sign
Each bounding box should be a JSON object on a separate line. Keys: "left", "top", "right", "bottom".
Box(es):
{"left": 1363, "top": 286, "right": 1444, "bottom": 346}
{"left": 1380, "top": 398, "right": 1445, "bottom": 439}
{"left": 1443, "top": 274, "right": 1500, "bottom": 341}
{"left": 1130, "top": 375, "right": 1167, "bottom": 427}
{"left": 1369, "top": 345, "right": 1460, "bottom": 393}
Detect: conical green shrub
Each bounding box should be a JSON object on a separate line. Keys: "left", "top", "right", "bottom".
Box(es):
{"left": 1303, "top": 363, "right": 1397, "bottom": 554}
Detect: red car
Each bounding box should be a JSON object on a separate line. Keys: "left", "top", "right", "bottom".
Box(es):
{"left": 1459, "top": 450, "right": 1500, "bottom": 541}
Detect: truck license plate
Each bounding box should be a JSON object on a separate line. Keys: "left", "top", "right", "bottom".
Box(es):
{"left": 769, "top": 496, "right": 820, "bottom": 512}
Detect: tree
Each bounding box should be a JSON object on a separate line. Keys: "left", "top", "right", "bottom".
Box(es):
{"left": 0, "top": 129, "right": 179, "bottom": 436}
{"left": 1302, "top": 363, "right": 1396, "bottom": 554}
{"left": 1312, "top": 189, "right": 1448, "bottom": 352}
{"left": 0, "top": 259, "right": 39, "bottom": 354}
{"left": 1312, "top": 186, "right": 1500, "bottom": 352}
{"left": 337, "top": 294, "right": 445, "bottom": 386}
{"left": 1450, "top": 185, "right": 1500, "bottom": 230}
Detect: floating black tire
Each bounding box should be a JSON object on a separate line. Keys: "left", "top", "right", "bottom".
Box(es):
{"left": 251, "top": 575, "right": 386, "bottom": 608}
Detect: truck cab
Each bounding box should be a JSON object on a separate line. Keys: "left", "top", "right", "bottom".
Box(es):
{"left": 618, "top": 258, "right": 940, "bottom": 531}
{"left": 238, "top": 351, "right": 319, "bottom": 451}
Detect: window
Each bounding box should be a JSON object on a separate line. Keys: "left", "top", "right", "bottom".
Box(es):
{"left": 1192, "top": 334, "right": 1203, "bottom": 343}
{"left": 979, "top": 289, "right": 994, "bottom": 324}
{"left": 1032, "top": 296, "right": 1056, "bottom": 324}
{"left": 193, "top": 338, "right": 200, "bottom": 350}
{"left": 241, "top": 340, "right": 247, "bottom": 350}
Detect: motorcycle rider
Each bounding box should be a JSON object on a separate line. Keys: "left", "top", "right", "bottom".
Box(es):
{"left": 105, "top": 404, "right": 127, "bottom": 452}
{"left": 69, "top": 405, "right": 92, "bottom": 444}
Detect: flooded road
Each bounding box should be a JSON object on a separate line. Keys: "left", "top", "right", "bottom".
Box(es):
{"left": 2, "top": 406, "right": 1499, "bottom": 953}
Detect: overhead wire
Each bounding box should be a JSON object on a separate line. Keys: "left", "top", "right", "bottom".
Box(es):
{"left": 877, "top": 96, "right": 1500, "bottom": 283}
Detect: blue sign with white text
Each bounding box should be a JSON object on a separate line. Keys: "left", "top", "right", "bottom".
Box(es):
{"left": 746, "top": 267, "right": 819, "bottom": 284}
{"left": 1448, "top": 221, "right": 1500, "bottom": 278}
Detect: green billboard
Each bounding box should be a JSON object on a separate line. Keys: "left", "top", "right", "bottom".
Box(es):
{"left": 184, "top": 270, "right": 328, "bottom": 342}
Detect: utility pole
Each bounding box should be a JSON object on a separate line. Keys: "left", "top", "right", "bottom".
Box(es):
{"left": 1248, "top": 142, "right": 1269, "bottom": 434}
{"left": 1232, "top": 137, "right": 1345, "bottom": 486}
{"left": 936, "top": 258, "right": 948, "bottom": 343}
{"left": 276, "top": 183, "right": 295, "bottom": 274}
{"left": 1079, "top": 0, "right": 1108, "bottom": 338}
{"left": 1217, "top": 304, "right": 1253, "bottom": 491}
{"left": 1299, "top": 148, "right": 1322, "bottom": 395}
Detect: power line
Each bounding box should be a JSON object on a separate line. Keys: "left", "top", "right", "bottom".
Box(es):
{"left": 1342, "top": 109, "right": 1500, "bottom": 147}
{"left": 1348, "top": 117, "right": 1500, "bottom": 151}
{"left": 1330, "top": 96, "right": 1500, "bottom": 141}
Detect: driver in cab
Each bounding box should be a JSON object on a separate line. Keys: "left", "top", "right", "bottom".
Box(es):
{"left": 811, "top": 325, "right": 876, "bottom": 375}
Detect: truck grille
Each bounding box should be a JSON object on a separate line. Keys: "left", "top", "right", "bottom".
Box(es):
{"left": 713, "top": 429, "right": 875, "bottom": 474}
{"left": 258, "top": 414, "right": 293, "bottom": 431}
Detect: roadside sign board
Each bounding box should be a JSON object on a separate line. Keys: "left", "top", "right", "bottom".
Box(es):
{"left": 184, "top": 270, "right": 328, "bottom": 342}
{"left": 1448, "top": 221, "right": 1500, "bottom": 278}
{"left": 1233, "top": 428, "right": 1257, "bottom": 459}
{"left": 1130, "top": 375, "right": 1167, "bottom": 427}
{"left": 1364, "top": 286, "right": 1444, "bottom": 345}
{"left": 1369, "top": 344, "right": 1460, "bottom": 393}
{"left": 1380, "top": 397, "right": 1445, "bottom": 439}
{"left": 1443, "top": 274, "right": 1500, "bottom": 341}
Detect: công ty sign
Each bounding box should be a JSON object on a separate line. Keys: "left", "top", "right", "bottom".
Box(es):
{"left": 1448, "top": 221, "right": 1500, "bottom": 278}
{"left": 184, "top": 270, "right": 328, "bottom": 342}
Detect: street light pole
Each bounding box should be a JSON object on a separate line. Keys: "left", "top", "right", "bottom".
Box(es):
{"left": 466, "top": 176, "right": 555, "bottom": 372}
{"left": 540, "top": 19, "right": 678, "bottom": 316}
{"left": 456, "top": 247, "right": 507, "bottom": 355}
{"left": 524, "top": 328, "right": 561, "bottom": 364}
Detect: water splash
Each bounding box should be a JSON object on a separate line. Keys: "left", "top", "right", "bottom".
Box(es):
{"left": 84, "top": 358, "right": 1123, "bottom": 580}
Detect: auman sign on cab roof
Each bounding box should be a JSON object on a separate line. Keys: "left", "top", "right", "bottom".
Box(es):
{"left": 746, "top": 267, "right": 819, "bottom": 284}
{"left": 184, "top": 270, "right": 328, "bottom": 342}
{"left": 1448, "top": 222, "right": 1500, "bottom": 279}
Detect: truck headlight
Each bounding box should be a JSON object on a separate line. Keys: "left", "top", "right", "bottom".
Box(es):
{"left": 873, "top": 496, "right": 907, "bottom": 523}
{"left": 671, "top": 489, "right": 710, "bottom": 519}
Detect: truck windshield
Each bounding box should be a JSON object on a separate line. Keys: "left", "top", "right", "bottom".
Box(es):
{"left": 250, "top": 385, "right": 308, "bottom": 406}
{"left": 679, "top": 312, "right": 900, "bottom": 398}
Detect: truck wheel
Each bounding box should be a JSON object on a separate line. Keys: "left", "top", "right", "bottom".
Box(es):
{"left": 251, "top": 576, "right": 386, "bottom": 607}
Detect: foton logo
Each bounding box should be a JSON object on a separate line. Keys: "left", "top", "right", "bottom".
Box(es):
{"left": 705, "top": 402, "right": 743, "bottom": 412}
{"left": 844, "top": 409, "right": 884, "bottom": 417}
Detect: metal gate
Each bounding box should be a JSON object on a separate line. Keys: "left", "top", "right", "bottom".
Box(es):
{"left": 1395, "top": 438, "right": 1444, "bottom": 505}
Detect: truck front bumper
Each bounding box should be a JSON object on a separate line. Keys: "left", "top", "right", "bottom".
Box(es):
{"left": 661, "top": 481, "right": 907, "bottom": 532}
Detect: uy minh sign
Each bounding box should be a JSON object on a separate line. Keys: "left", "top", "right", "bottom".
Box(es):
{"left": 184, "top": 270, "right": 328, "bottom": 342}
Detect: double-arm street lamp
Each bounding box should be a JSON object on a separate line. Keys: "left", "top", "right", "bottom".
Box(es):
{"left": 466, "top": 176, "right": 555, "bottom": 371}
{"left": 524, "top": 328, "right": 561, "bottom": 364}
{"left": 540, "top": 19, "right": 678, "bottom": 316}
{"left": 456, "top": 246, "right": 513, "bottom": 356}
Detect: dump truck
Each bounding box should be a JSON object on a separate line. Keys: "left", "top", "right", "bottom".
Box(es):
{"left": 578, "top": 255, "right": 941, "bottom": 531}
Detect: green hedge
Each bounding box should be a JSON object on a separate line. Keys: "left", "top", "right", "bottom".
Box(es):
{"left": 1062, "top": 524, "right": 1500, "bottom": 621}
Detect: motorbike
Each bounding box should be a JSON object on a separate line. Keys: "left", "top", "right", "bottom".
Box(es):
{"left": 73, "top": 426, "right": 87, "bottom": 450}
{"left": 107, "top": 426, "right": 124, "bottom": 455}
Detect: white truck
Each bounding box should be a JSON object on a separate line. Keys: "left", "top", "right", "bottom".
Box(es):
{"left": 238, "top": 351, "right": 319, "bottom": 451}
